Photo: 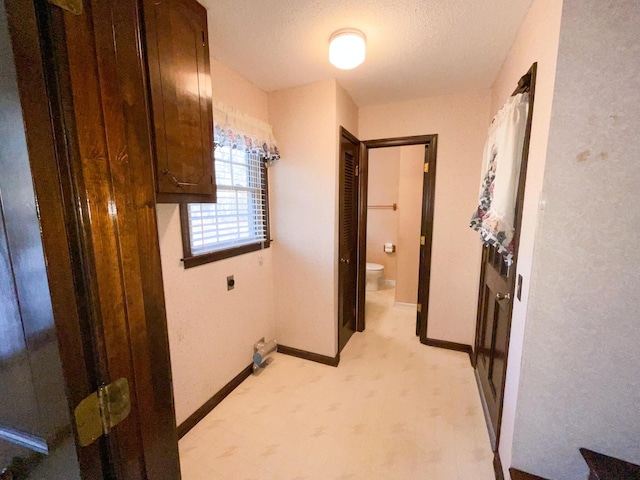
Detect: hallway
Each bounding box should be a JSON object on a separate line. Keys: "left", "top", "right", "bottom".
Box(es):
{"left": 179, "top": 286, "right": 495, "bottom": 479}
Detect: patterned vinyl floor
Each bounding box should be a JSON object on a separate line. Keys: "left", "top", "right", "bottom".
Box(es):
{"left": 179, "top": 285, "right": 495, "bottom": 479}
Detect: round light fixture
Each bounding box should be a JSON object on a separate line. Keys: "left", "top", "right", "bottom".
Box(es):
{"left": 329, "top": 29, "right": 366, "bottom": 70}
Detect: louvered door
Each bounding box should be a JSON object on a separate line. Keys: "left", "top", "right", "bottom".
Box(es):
{"left": 338, "top": 128, "right": 360, "bottom": 352}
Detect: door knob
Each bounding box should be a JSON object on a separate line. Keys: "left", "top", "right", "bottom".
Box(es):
{"left": 496, "top": 292, "right": 511, "bottom": 301}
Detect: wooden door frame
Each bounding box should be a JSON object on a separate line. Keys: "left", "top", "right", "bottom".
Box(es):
{"left": 356, "top": 135, "right": 438, "bottom": 343}
{"left": 472, "top": 63, "right": 538, "bottom": 451}
{"left": 6, "top": 0, "right": 181, "bottom": 477}
{"left": 4, "top": 1, "right": 105, "bottom": 476}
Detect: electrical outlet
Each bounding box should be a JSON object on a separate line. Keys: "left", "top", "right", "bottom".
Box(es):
{"left": 227, "top": 275, "right": 235, "bottom": 291}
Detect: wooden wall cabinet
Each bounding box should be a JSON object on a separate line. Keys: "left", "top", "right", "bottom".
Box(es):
{"left": 143, "top": 0, "right": 216, "bottom": 203}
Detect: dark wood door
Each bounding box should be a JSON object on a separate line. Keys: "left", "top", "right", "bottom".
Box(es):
{"left": 338, "top": 128, "right": 360, "bottom": 352}
{"left": 474, "top": 64, "right": 537, "bottom": 450}
{"left": 475, "top": 244, "right": 515, "bottom": 448}
{"left": 3, "top": 0, "right": 181, "bottom": 478}
{"left": 143, "top": 0, "right": 216, "bottom": 202}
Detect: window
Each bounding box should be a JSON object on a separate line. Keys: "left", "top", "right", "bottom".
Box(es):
{"left": 180, "top": 145, "right": 270, "bottom": 268}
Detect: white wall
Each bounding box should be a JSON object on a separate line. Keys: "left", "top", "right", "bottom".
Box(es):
{"left": 268, "top": 80, "right": 339, "bottom": 357}
{"left": 489, "top": 0, "right": 564, "bottom": 476}
{"left": 366, "top": 148, "right": 400, "bottom": 281}
{"left": 268, "top": 80, "right": 359, "bottom": 358}
{"left": 359, "top": 91, "right": 490, "bottom": 346}
{"left": 510, "top": 1, "right": 640, "bottom": 478}
{"left": 395, "top": 145, "right": 424, "bottom": 304}
{"left": 156, "top": 2, "right": 276, "bottom": 424}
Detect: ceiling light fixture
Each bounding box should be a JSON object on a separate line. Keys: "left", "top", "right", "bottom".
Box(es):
{"left": 329, "top": 29, "right": 366, "bottom": 70}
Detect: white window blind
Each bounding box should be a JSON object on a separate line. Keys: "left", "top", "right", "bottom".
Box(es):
{"left": 187, "top": 146, "right": 267, "bottom": 255}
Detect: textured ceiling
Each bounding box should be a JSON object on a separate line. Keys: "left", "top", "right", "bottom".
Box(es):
{"left": 206, "top": 0, "right": 533, "bottom": 106}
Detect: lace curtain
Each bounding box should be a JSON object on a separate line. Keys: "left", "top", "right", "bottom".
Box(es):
{"left": 470, "top": 92, "right": 529, "bottom": 264}
{"left": 212, "top": 101, "right": 280, "bottom": 164}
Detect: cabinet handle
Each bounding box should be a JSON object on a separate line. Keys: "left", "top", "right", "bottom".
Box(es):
{"left": 162, "top": 170, "right": 199, "bottom": 188}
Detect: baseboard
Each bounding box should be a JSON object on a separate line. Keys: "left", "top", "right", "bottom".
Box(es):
{"left": 393, "top": 301, "right": 417, "bottom": 309}
{"left": 494, "top": 450, "right": 505, "bottom": 480}
{"left": 277, "top": 344, "right": 340, "bottom": 367}
{"left": 382, "top": 279, "right": 396, "bottom": 286}
{"left": 424, "top": 337, "right": 473, "bottom": 365}
{"left": 177, "top": 364, "right": 253, "bottom": 439}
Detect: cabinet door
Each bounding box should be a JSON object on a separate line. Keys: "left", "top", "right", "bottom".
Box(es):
{"left": 144, "top": 0, "right": 216, "bottom": 202}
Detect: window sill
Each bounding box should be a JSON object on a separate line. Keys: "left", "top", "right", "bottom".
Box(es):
{"left": 182, "top": 241, "right": 270, "bottom": 269}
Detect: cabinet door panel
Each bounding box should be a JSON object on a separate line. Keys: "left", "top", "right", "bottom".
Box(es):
{"left": 144, "top": 0, "right": 216, "bottom": 201}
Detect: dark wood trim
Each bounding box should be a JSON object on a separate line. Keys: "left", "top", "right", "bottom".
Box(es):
{"left": 156, "top": 191, "right": 217, "bottom": 204}
{"left": 4, "top": 1, "right": 105, "bottom": 476}
{"left": 424, "top": 338, "right": 473, "bottom": 365}
{"left": 494, "top": 450, "right": 505, "bottom": 480}
{"left": 473, "top": 63, "right": 538, "bottom": 451}
{"left": 418, "top": 136, "right": 438, "bottom": 342}
{"left": 177, "top": 364, "right": 253, "bottom": 439}
{"left": 363, "top": 134, "right": 436, "bottom": 149}
{"left": 277, "top": 344, "right": 340, "bottom": 367}
{"left": 41, "top": 0, "right": 182, "bottom": 477}
{"left": 356, "top": 141, "right": 368, "bottom": 332}
{"left": 181, "top": 236, "right": 270, "bottom": 268}
{"left": 509, "top": 468, "right": 550, "bottom": 480}
{"left": 179, "top": 154, "right": 270, "bottom": 268}
{"left": 341, "top": 126, "right": 360, "bottom": 145}
{"left": 359, "top": 134, "right": 438, "bottom": 339}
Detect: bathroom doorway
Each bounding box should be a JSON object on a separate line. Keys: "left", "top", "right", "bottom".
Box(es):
{"left": 356, "top": 135, "right": 438, "bottom": 342}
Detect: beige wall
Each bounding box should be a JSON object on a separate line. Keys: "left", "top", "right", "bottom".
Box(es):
{"left": 489, "top": 0, "right": 563, "bottom": 475}
{"left": 359, "top": 91, "right": 490, "bottom": 346}
{"left": 395, "top": 145, "right": 424, "bottom": 304}
{"left": 511, "top": 1, "right": 640, "bottom": 478}
{"left": 268, "top": 80, "right": 339, "bottom": 357}
{"left": 156, "top": 1, "right": 276, "bottom": 425}
{"left": 367, "top": 148, "right": 400, "bottom": 280}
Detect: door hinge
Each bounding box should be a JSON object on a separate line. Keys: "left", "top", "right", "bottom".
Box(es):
{"left": 420, "top": 236, "right": 426, "bottom": 246}
{"left": 74, "top": 378, "right": 131, "bottom": 447}
{"left": 354, "top": 165, "right": 359, "bottom": 177}
{"left": 47, "top": 0, "right": 83, "bottom": 15}
{"left": 424, "top": 163, "right": 429, "bottom": 173}
{"left": 417, "top": 303, "right": 422, "bottom": 313}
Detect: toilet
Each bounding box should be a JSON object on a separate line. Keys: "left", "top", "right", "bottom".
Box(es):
{"left": 366, "top": 263, "right": 384, "bottom": 291}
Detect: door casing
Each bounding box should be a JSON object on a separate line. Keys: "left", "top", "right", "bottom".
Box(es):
{"left": 354, "top": 135, "right": 438, "bottom": 342}
{"left": 5, "top": 0, "right": 182, "bottom": 477}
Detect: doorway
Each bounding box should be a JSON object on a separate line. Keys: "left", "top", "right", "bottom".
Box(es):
{"left": 359, "top": 136, "right": 438, "bottom": 343}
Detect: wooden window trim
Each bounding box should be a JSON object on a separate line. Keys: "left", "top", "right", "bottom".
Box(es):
{"left": 179, "top": 163, "right": 271, "bottom": 269}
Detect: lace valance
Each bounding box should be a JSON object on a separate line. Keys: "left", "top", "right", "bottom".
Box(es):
{"left": 212, "top": 101, "right": 280, "bottom": 164}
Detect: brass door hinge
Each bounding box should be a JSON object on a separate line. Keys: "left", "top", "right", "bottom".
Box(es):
{"left": 420, "top": 236, "right": 426, "bottom": 246}
{"left": 47, "top": 0, "right": 83, "bottom": 15}
{"left": 417, "top": 303, "right": 422, "bottom": 313}
{"left": 424, "top": 163, "right": 429, "bottom": 173}
{"left": 354, "top": 165, "right": 359, "bottom": 177}
{"left": 74, "top": 378, "right": 131, "bottom": 447}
